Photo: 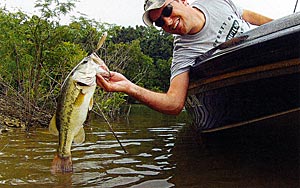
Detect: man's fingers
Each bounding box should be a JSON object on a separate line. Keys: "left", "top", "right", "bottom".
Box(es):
{"left": 96, "top": 74, "right": 107, "bottom": 89}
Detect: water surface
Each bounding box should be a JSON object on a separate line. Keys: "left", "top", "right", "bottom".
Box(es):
{"left": 0, "top": 106, "right": 298, "bottom": 187}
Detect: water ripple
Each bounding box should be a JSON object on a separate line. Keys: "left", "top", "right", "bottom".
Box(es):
{"left": 95, "top": 176, "right": 141, "bottom": 188}
{"left": 129, "top": 178, "right": 174, "bottom": 188}
{"left": 0, "top": 108, "right": 185, "bottom": 188}
{"left": 113, "top": 158, "right": 141, "bottom": 164}
{"left": 107, "top": 167, "right": 159, "bottom": 176}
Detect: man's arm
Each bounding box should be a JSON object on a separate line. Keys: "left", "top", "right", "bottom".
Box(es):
{"left": 96, "top": 71, "right": 190, "bottom": 115}
{"left": 242, "top": 9, "right": 273, "bottom": 26}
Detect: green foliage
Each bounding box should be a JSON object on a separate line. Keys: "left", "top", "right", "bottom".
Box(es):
{"left": 66, "top": 17, "right": 108, "bottom": 52}
{"left": 0, "top": 0, "right": 174, "bottom": 123}
{"left": 35, "top": 0, "right": 78, "bottom": 21}
{"left": 105, "top": 39, "right": 154, "bottom": 88}
{"left": 109, "top": 25, "right": 174, "bottom": 92}
{"left": 94, "top": 90, "right": 127, "bottom": 120}
{"left": 40, "top": 41, "right": 86, "bottom": 108}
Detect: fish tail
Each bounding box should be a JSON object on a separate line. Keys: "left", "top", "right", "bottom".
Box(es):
{"left": 51, "top": 154, "right": 73, "bottom": 174}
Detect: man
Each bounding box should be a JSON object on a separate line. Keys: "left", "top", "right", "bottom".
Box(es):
{"left": 96, "top": 0, "right": 272, "bottom": 115}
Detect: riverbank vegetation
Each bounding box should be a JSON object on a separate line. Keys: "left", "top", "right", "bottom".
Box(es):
{"left": 0, "top": 0, "right": 173, "bottom": 128}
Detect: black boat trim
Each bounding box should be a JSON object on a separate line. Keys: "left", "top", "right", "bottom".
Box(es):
{"left": 202, "top": 108, "right": 300, "bottom": 133}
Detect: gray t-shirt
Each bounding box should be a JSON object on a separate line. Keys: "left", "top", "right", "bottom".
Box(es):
{"left": 170, "top": 0, "right": 250, "bottom": 80}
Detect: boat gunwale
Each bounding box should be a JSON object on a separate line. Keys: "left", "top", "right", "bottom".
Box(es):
{"left": 189, "top": 18, "right": 300, "bottom": 83}
{"left": 188, "top": 58, "right": 300, "bottom": 93}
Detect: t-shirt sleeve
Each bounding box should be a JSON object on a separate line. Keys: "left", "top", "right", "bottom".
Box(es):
{"left": 170, "top": 35, "right": 205, "bottom": 81}
{"left": 170, "top": 57, "right": 194, "bottom": 81}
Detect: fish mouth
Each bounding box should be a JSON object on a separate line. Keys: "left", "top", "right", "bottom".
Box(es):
{"left": 74, "top": 76, "right": 96, "bottom": 87}
{"left": 77, "top": 82, "right": 89, "bottom": 87}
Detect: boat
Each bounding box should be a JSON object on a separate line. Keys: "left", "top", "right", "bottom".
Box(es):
{"left": 185, "top": 13, "right": 300, "bottom": 133}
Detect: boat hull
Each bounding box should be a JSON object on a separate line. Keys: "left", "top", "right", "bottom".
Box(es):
{"left": 185, "top": 13, "right": 300, "bottom": 132}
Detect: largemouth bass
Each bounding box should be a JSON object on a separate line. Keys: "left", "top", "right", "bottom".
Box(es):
{"left": 49, "top": 34, "right": 109, "bottom": 173}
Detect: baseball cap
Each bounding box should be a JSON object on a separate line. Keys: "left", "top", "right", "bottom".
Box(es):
{"left": 143, "top": 0, "right": 167, "bottom": 26}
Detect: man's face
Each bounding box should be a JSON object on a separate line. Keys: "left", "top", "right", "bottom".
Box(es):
{"left": 149, "top": 0, "right": 192, "bottom": 35}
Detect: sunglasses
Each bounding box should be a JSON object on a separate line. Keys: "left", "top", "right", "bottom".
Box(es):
{"left": 154, "top": 3, "right": 173, "bottom": 27}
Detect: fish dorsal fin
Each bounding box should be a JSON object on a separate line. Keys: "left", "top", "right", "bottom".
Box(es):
{"left": 49, "top": 115, "right": 59, "bottom": 136}
{"left": 73, "top": 127, "right": 85, "bottom": 144}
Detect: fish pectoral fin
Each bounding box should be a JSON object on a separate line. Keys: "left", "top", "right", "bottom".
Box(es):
{"left": 89, "top": 97, "right": 93, "bottom": 111}
{"left": 49, "top": 115, "right": 59, "bottom": 136}
{"left": 73, "top": 127, "right": 85, "bottom": 144}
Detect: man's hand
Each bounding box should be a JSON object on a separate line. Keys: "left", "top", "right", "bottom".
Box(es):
{"left": 96, "top": 71, "right": 129, "bottom": 92}
{"left": 96, "top": 70, "right": 189, "bottom": 115}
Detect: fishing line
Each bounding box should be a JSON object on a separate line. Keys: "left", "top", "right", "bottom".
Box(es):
{"left": 93, "top": 103, "right": 127, "bottom": 154}
{"left": 294, "top": 0, "right": 298, "bottom": 13}
{"left": 92, "top": 32, "right": 127, "bottom": 153}
{"left": 0, "top": 141, "right": 9, "bottom": 152}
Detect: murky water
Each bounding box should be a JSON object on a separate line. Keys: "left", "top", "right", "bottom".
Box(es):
{"left": 0, "top": 106, "right": 299, "bottom": 188}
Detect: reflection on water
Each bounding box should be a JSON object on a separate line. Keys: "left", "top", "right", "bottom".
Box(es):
{"left": 0, "top": 106, "right": 299, "bottom": 188}
{"left": 170, "top": 111, "right": 300, "bottom": 188}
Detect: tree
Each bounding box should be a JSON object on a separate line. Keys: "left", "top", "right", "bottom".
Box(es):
{"left": 0, "top": 1, "right": 81, "bottom": 125}
{"left": 0, "top": 0, "right": 176, "bottom": 125}
{"left": 109, "top": 25, "right": 174, "bottom": 92}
